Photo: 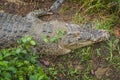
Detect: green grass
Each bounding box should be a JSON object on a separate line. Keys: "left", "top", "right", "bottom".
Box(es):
{"left": 71, "top": 0, "right": 120, "bottom": 14}
{"left": 44, "top": 46, "right": 94, "bottom": 80}
{"left": 72, "top": 12, "right": 86, "bottom": 24}
{"left": 106, "top": 38, "right": 120, "bottom": 69}
{"left": 1, "top": 28, "right": 120, "bottom": 80}
{"left": 43, "top": 38, "right": 120, "bottom": 79}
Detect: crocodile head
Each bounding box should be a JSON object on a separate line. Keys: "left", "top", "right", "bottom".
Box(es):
{"left": 60, "top": 24, "right": 109, "bottom": 51}
{"left": 49, "top": 21, "right": 110, "bottom": 54}
{"left": 32, "top": 20, "right": 110, "bottom": 55}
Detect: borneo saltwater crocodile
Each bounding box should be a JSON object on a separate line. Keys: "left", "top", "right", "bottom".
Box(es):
{"left": 0, "top": 9, "right": 109, "bottom": 55}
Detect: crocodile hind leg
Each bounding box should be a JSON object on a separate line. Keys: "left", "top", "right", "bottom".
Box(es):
{"left": 26, "top": 10, "right": 53, "bottom": 22}
{"left": 48, "top": 0, "right": 65, "bottom": 12}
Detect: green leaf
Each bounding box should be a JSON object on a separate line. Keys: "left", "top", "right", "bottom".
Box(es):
{"left": 22, "top": 50, "right": 27, "bottom": 54}
{"left": 38, "top": 68, "right": 44, "bottom": 75}
{"left": 29, "top": 75, "right": 38, "bottom": 80}
{"left": 43, "top": 38, "right": 49, "bottom": 43}
{"left": 28, "top": 65, "right": 34, "bottom": 72}
{"left": 24, "top": 60, "right": 29, "bottom": 65}
{"left": 0, "top": 54, "right": 3, "bottom": 60}
{"left": 50, "top": 37, "right": 57, "bottom": 43}
{"left": 17, "top": 62, "right": 24, "bottom": 67}
{"left": 41, "top": 35, "right": 49, "bottom": 43}
{"left": 2, "top": 72, "right": 12, "bottom": 80}
{"left": 15, "top": 48, "right": 21, "bottom": 54}
{"left": 3, "top": 52, "right": 11, "bottom": 58}
{"left": 26, "top": 36, "right": 32, "bottom": 41}
{"left": 57, "top": 30, "right": 65, "bottom": 36}
{"left": 38, "top": 75, "right": 45, "bottom": 80}
{"left": 0, "top": 61, "right": 8, "bottom": 67}
{"left": 17, "top": 39, "right": 22, "bottom": 44}
{"left": 21, "top": 38, "right": 27, "bottom": 43}
{"left": 30, "top": 40, "right": 36, "bottom": 46}
{"left": 1, "top": 49, "right": 9, "bottom": 57}
{"left": 19, "top": 76, "right": 24, "bottom": 80}
{"left": 7, "top": 67, "right": 17, "bottom": 73}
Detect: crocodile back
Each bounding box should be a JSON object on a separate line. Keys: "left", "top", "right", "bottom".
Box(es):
{"left": 0, "top": 12, "right": 32, "bottom": 48}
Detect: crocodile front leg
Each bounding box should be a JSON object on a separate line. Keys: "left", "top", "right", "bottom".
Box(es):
{"left": 26, "top": 10, "right": 53, "bottom": 22}
{"left": 48, "top": 0, "right": 65, "bottom": 12}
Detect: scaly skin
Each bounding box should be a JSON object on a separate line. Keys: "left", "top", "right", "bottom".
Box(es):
{"left": 0, "top": 10, "right": 109, "bottom": 55}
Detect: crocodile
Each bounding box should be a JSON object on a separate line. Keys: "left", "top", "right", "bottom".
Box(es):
{"left": 0, "top": 9, "right": 109, "bottom": 55}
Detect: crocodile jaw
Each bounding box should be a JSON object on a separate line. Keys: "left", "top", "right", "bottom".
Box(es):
{"left": 58, "top": 45, "right": 71, "bottom": 54}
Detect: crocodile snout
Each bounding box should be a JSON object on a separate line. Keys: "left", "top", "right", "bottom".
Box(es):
{"left": 62, "top": 26, "right": 110, "bottom": 50}
{"left": 90, "top": 30, "right": 110, "bottom": 42}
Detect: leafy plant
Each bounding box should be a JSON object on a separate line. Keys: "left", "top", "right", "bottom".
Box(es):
{"left": 46, "top": 67, "right": 58, "bottom": 80}
{"left": 0, "top": 36, "right": 49, "bottom": 80}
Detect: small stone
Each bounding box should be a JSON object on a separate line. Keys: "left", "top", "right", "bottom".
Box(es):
{"left": 95, "top": 67, "right": 109, "bottom": 79}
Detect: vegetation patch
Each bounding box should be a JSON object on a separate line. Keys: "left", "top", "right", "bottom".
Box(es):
{"left": 0, "top": 36, "right": 49, "bottom": 80}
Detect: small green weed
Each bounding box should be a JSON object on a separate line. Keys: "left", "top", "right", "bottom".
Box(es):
{"left": 76, "top": 47, "right": 91, "bottom": 63}
{"left": 46, "top": 66, "right": 58, "bottom": 80}
{"left": 106, "top": 38, "right": 120, "bottom": 69}
{"left": 96, "top": 48, "right": 102, "bottom": 56}
{"left": 81, "top": 64, "right": 94, "bottom": 80}
{"left": 72, "top": 12, "right": 86, "bottom": 24}
{"left": 94, "top": 15, "right": 116, "bottom": 30}
{"left": 41, "top": 30, "right": 65, "bottom": 43}
{"left": 95, "top": 19, "right": 112, "bottom": 30}
{"left": 0, "top": 36, "right": 49, "bottom": 80}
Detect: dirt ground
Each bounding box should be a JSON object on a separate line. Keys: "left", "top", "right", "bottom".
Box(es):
{"left": 0, "top": 0, "right": 79, "bottom": 22}
{"left": 0, "top": 0, "right": 120, "bottom": 80}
